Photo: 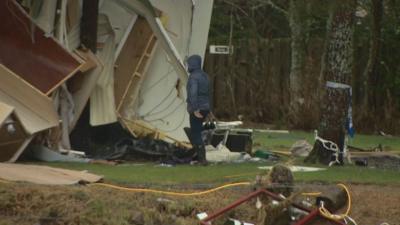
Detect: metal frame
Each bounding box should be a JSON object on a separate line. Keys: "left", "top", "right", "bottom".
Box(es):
{"left": 199, "top": 189, "right": 345, "bottom": 225}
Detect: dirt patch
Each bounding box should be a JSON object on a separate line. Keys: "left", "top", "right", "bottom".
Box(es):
{"left": 0, "top": 182, "right": 399, "bottom": 225}
{"left": 350, "top": 184, "right": 400, "bottom": 225}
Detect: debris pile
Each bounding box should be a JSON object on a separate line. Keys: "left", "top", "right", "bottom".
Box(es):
{"left": 200, "top": 165, "right": 352, "bottom": 225}
{"left": 0, "top": 0, "right": 214, "bottom": 162}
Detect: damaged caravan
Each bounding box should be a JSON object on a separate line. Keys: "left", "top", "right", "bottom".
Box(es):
{"left": 0, "top": 0, "right": 214, "bottom": 161}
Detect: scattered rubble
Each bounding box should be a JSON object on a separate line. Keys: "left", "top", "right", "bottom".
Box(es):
{"left": 290, "top": 140, "right": 312, "bottom": 157}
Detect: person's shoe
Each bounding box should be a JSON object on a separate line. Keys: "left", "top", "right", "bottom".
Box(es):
{"left": 198, "top": 145, "right": 208, "bottom": 166}
{"left": 199, "top": 160, "right": 209, "bottom": 166}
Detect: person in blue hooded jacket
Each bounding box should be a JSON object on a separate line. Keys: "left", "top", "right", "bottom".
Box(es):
{"left": 186, "top": 54, "right": 211, "bottom": 165}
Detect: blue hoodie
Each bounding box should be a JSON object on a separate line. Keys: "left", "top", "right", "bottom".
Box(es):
{"left": 186, "top": 55, "right": 210, "bottom": 113}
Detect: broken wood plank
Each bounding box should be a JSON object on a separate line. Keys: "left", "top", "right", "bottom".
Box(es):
{"left": 0, "top": 163, "right": 102, "bottom": 185}
{"left": 117, "top": 33, "right": 157, "bottom": 115}
{"left": 0, "top": 65, "right": 59, "bottom": 134}
{"left": 74, "top": 50, "right": 99, "bottom": 73}
{"left": 0, "top": 102, "right": 14, "bottom": 127}
{"left": 0, "top": 0, "right": 82, "bottom": 95}
{"left": 114, "top": 17, "right": 155, "bottom": 109}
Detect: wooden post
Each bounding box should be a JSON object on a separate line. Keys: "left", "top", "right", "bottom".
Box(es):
{"left": 81, "top": 0, "right": 99, "bottom": 53}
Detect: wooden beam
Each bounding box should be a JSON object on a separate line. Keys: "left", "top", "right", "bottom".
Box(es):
{"left": 114, "top": 17, "right": 157, "bottom": 112}
{"left": 81, "top": 0, "right": 99, "bottom": 53}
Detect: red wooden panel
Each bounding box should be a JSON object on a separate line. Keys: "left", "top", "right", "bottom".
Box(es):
{"left": 0, "top": 0, "right": 81, "bottom": 95}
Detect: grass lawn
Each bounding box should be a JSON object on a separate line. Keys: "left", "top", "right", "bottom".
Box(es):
{"left": 253, "top": 130, "right": 400, "bottom": 152}
{"left": 36, "top": 131, "right": 400, "bottom": 186}
{"left": 41, "top": 162, "right": 400, "bottom": 186}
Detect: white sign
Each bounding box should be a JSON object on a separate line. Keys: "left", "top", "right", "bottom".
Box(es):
{"left": 209, "top": 45, "right": 233, "bottom": 55}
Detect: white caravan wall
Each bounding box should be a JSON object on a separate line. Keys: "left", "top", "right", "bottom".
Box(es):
{"left": 136, "top": 0, "right": 213, "bottom": 141}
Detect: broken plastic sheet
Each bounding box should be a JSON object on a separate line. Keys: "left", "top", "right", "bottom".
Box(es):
{"left": 30, "top": 145, "right": 90, "bottom": 163}
{"left": 205, "top": 145, "right": 250, "bottom": 163}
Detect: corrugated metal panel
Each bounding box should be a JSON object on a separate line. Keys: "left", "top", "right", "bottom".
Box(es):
{"left": 90, "top": 33, "right": 117, "bottom": 126}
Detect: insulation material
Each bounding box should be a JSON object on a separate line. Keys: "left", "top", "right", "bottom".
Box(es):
{"left": 31, "top": 145, "right": 90, "bottom": 163}
{"left": 58, "top": 84, "right": 75, "bottom": 149}
{"left": 0, "top": 163, "right": 102, "bottom": 185}
{"left": 0, "top": 64, "right": 59, "bottom": 135}
{"left": 33, "top": 0, "right": 58, "bottom": 35}
{"left": 119, "top": 0, "right": 214, "bottom": 142}
{"left": 0, "top": 0, "right": 82, "bottom": 95}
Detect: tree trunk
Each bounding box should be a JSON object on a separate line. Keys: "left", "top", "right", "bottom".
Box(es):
{"left": 305, "top": 1, "right": 355, "bottom": 165}
{"left": 362, "top": 0, "right": 383, "bottom": 127}
{"left": 288, "top": 0, "right": 309, "bottom": 128}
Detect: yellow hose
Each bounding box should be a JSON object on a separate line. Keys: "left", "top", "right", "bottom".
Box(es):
{"left": 301, "top": 192, "right": 322, "bottom": 197}
{"left": 89, "top": 182, "right": 251, "bottom": 197}
{"left": 319, "top": 183, "right": 352, "bottom": 221}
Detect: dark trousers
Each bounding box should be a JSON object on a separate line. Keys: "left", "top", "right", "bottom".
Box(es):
{"left": 189, "top": 110, "right": 209, "bottom": 146}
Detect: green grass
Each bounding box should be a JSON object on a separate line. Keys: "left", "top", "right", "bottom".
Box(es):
{"left": 34, "top": 131, "right": 400, "bottom": 186}
{"left": 294, "top": 165, "right": 400, "bottom": 184}
{"left": 40, "top": 162, "right": 400, "bottom": 186}
{"left": 39, "top": 162, "right": 264, "bottom": 185}
{"left": 253, "top": 130, "right": 400, "bottom": 152}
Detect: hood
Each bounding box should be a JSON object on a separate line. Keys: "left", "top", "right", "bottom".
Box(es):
{"left": 187, "top": 54, "right": 202, "bottom": 72}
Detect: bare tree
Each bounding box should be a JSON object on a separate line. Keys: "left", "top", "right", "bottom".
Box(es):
{"left": 306, "top": 0, "right": 356, "bottom": 165}
{"left": 361, "top": 0, "right": 384, "bottom": 126}
{"left": 288, "top": 0, "right": 310, "bottom": 128}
